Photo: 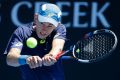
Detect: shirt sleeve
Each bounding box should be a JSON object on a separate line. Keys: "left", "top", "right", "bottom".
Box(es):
{"left": 4, "top": 27, "right": 24, "bottom": 54}
{"left": 53, "top": 24, "right": 67, "bottom": 40}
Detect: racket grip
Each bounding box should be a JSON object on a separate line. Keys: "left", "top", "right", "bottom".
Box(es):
{"left": 55, "top": 51, "right": 64, "bottom": 60}
{"left": 61, "top": 56, "right": 73, "bottom": 60}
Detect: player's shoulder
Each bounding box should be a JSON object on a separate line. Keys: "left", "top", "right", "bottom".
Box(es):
{"left": 13, "top": 22, "right": 33, "bottom": 38}
{"left": 58, "top": 23, "right": 66, "bottom": 29}
{"left": 14, "top": 23, "right": 33, "bottom": 33}
{"left": 55, "top": 23, "right": 66, "bottom": 32}
{"left": 16, "top": 23, "right": 32, "bottom": 31}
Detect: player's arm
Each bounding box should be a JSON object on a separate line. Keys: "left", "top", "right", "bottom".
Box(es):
{"left": 6, "top": 47, "right": 42, "bottom": 68}
{"left": 42, "top": 24, "right": 66, "bottom": 66}
{"left": 49, "top": 38, "right": 65, "bottom": 57}
{"left": 6, "top": 48, "right": 21, "bottom": 67}
{"left": 6, "top": 27, "right": 42, "bottom": 68}
{"left": 42, "top": 38, "right": 65, "bottom": 66}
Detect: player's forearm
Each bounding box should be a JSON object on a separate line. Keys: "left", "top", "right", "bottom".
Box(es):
{"left": 7, "top": 54, "right": 30, "bottom": 67}
{"left": 49, "top": 47, "right": 62, "bottom": 57}
{"left": 49, "top": 39, "right": 65, "bottom": 57}
{"left": 6, "top": 48, "right": 22, "bottom": 67}
{"left": 6, "top": 52, "right": 21, "bottom": 67}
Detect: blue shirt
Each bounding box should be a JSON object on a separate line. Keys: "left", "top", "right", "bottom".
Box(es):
{"left": 4, "top": 22, "right": 66, "bottom": 80}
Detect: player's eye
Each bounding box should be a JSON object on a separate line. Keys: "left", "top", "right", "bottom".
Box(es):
{"left": 40, "top": 22, "right": 43, "bottom": 25}
{"left": 47, "top": 25, "right": 52, "bottom": 28}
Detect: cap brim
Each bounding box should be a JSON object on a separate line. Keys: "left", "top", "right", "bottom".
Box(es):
{"left": 38, "top": 15, "right": 58, "bottom": 27}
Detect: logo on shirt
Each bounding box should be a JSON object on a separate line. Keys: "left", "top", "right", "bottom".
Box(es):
{"left": 14, "top": 42, "right": 23, "bottom": 47}
{"left": 54, "top": 33, "right": 61, "bottom": 38}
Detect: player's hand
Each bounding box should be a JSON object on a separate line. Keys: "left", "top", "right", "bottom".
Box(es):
{"left": 42, "top": 54, "right": 57, "bottom": 66}
{"left": 26, "top": 56, "right": 42, "bottom": 69}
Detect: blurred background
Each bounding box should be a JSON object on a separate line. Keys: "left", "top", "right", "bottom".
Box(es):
{"left": 0, "top": 0, "right": 120, "bottom": 80}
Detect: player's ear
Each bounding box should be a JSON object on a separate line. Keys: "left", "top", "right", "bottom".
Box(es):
{"left": 34, "top": 13, "right": 38, "bottom": 22}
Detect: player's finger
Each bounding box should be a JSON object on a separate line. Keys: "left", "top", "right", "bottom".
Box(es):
{"left": 47, "top": 56, "right": 57, "bottom": 66}
{"left": 27, "top": 57, "right": 34, "bottom": 69}
{"left": 42, "top": 57, "right": 50, "bottom": 66}
{"left": 50, "top": 56, "right": 57, "bottom": 63}
{"left": 36, "top": 56, "right": 42, "bottom": 67}
{"left": 42, "top": 56, "right": 56, "bottom": 66}
{"left": 29, "top": 56, "right": 37, "bottom": 68}
{"left": 32, "top": 56, "right": 39, "bottom": 68}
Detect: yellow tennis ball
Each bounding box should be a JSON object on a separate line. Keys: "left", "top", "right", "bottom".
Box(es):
{"left": 26, "top": 37, "right": 37, "bottom": 48}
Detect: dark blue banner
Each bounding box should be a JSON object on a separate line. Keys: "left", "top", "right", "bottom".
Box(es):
{"left": 0, "top": 0, "right": 120, "bottom": 80}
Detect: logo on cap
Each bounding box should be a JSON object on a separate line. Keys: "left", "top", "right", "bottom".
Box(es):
{"left": 38, "top": 3, "right": 62, "bottom": 27}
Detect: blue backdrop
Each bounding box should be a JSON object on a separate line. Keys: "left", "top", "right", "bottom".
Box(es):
{"left": 0, "top": 0, "right": 120, "bottom": 80}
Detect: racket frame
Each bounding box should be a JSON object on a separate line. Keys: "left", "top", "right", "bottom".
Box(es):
{"left": 71, "top": 29, "right": 118, "bottom": 63}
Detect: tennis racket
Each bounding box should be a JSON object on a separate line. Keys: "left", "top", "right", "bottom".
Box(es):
{"left": 56, "top": 29, "right": 118, "bottom": 63}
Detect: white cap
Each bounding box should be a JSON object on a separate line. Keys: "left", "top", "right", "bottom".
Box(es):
{"left": 38, "top": 3, "right": 62, "bottom": 27}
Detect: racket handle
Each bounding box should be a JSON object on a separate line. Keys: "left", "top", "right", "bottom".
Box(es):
{"left": 61, "top": 56, "right": 74, "bottom": 60}
{"left": 55, "top": 50, "right": 70, "bottom": 60}
{"left": 55, "top": 51, "right": 64, "bottom": 60}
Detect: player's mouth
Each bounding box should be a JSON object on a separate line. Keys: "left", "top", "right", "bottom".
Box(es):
{"left": 40, "top": 32, "right": 47, "bottom": 36}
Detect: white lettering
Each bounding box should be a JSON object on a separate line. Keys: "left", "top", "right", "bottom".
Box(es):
{"left": 91, "top": 2, "right": 110, "bottom": 28}
{"left": 10, "top": 1, "right": 110, "bottom": 28}
{"left": 73, "top": 2, "right": 88, "bottom": 28}
{"left": 11, "top": 1, "right": 32, "bottom": 27}
{"left": 57, "top": 2, "right": 71, "bottom": 28}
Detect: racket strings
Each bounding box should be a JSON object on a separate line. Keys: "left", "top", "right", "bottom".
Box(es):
{"left": 74, "top": 33, "right": 115, "bottom": 60}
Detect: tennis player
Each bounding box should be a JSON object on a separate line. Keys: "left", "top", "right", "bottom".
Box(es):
{"left": 4, "top": 3, "right": 66, "bottom": 80}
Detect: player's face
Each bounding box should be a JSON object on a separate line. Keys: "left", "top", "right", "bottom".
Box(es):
{"left": 35, "top": 21, "right": 56, "bottom": 39}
